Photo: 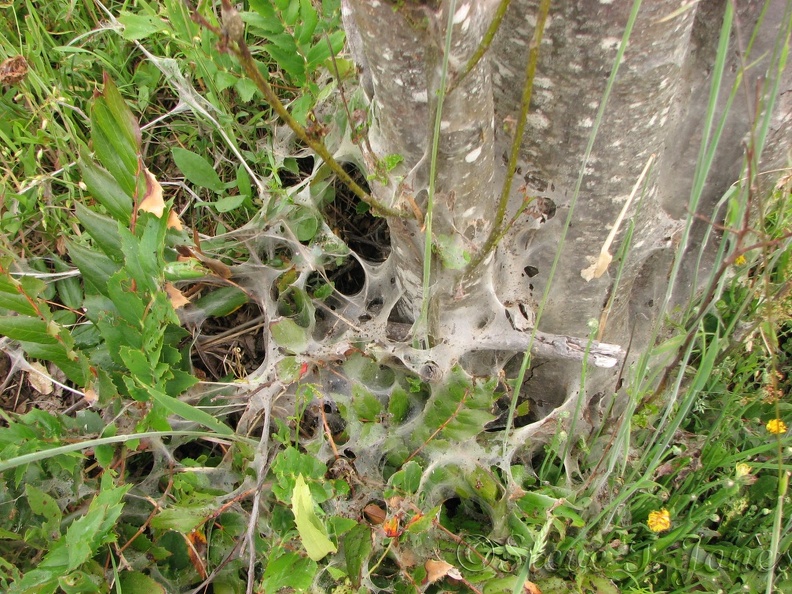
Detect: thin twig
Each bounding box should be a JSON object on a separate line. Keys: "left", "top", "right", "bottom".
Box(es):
{"left": 447, "top": 0, "right": 512, "bottom": 94}
{"left": 187, "top": 0, "right": 407, "bottom": 219}
{"left": 463, "top": 0, "right": 551, "bottom": 279}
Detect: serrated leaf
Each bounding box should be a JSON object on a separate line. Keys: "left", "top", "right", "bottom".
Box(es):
{"left": 353, "top": 385, "right": 382, "bottom": 422}
{"left": 261, "top": 548, "right": 316, "bottom": 593}
{"left": 291, "top": 475, "right": 337, "bottom": 561}
{"left": 296, "top": 0, "right": 319, "bottom": 46}
{"left": 234, "top": 77, "right": 258, "bottom": 102}
{"left": 65, "top": 509, "right": 104, "bottom": 570}
{"left": 0, "top": 317, "right": 58, "bottom": 344}
{"left": 388, "top": 387, "right": 410, "bottom": 423}
{"left": 119, "top": 347, "right": 153, "bottom": 382}
{"left": 172, "top": 147, "right": 224, "bottom": 193}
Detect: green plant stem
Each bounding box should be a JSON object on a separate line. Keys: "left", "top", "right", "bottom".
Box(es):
{"left": 447, "top": 0, "right": 512, "bottom": 94}
{"left": 415, "top": 0, "right": 457, "bottom": 347}
{"left": 463, "top": 0, "right": 551, "bottom": 280}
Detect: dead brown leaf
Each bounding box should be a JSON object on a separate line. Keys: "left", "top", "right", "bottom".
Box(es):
{"left": 139, "top": 169, "right": 183, "bottom": 230}
{"left": 165, "top": 283, "right": 191, "bottom": 309}
{"left": 363, "top": 503, "right": 386, "bottom": 525}
{"left": 139, "top": 169, "right": 165, "bottom": 217}
{"left": 27, "top": 362, "right": 53, "bottom": 395}
{"left": 424, "top": 559, "right": 454, "bottom": 584}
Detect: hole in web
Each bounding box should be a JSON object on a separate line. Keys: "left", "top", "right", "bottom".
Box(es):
{"left": 327, "top": 257, "right": 366, "bottom": 296}
{"left": 279, "top": 154, "right": 315, "bottom": 187}
{"left": 442, "top": 496, "right": 494, "bottom": 535}
{"left": 324, "top": 163, "right": 391, "bottom": 263}
{"left": 190, "top": 302, "right": 267, "bottom": 382}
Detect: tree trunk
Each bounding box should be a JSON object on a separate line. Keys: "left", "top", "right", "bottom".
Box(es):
{"left": 337, "top": 0, "right": 791, "bottom": 445}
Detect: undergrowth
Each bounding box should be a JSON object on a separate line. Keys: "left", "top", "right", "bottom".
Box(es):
{"left": 0, "top": 1, "right": 790, "bottom": 593}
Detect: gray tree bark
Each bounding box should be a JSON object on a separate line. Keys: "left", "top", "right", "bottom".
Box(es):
{"left": 339, "top": 0, "right": 791, "bottom": 444}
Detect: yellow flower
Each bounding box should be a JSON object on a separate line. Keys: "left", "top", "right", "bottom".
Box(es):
{"left": 735, "top": 463, "right": 752, "bottom": 478}
{"left": 734, "top": 254, "right": 747, "bottom": 266}
{"left": 766, "top": 419, "right": 788, "bottom": 435}
{"left": 647, "top": 508, "right": 671, "bottom": 533}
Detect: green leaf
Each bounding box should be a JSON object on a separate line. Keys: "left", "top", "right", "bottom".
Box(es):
{"left": 261, "top": 548, "right": 316, "bottom": 593}
{"left": 353, "top": 385, "right": 382, "bottom": 422}
{"left": 19, "top": 341, "right": 87, "bottom": 386}
{"left": 287, "top": 205, "right": 320, "bottom": 241}
{"left": 291, "top": 474, "right": 337, "bottom": 561}
{"left": 148, "top": 387, "right": 233, "bottom": 435}
{"left": 119, "top": 347, "right": 153, "bottom": 383}
{"left": 234, "top": 77, "right": 258, "bottom": 102}
{"left": 388, "top": 387, "right": 410, "bottom": 423}
{"left": 172, "top": 147, "right": 224, "bottom": 193}
{"left": 78, "top": 155, "right": 133, "bottom": 223}
{"left": 52, "top": 259, "right": 83, "bottom": 311}
{"left": 106, "top": 271, "right": 146, "bottom": 326}
{"left": 99, "top": 73, "right": 141, "bottom": 154}
{"left": 344, "top": 524, "right": 372, "bottom": 587}
{"left": 296, "top": 0, "right": 319, "bottom": 45}
{"left": 65, "top": 509, "right": 104, "bottom": 570}
{"left": 213, "top": 194, "right": 247, "bottom": 213}
{"left": 214, "top": 70, "right": 238, "bottom": 91}
{"left": 75, "top": 203, "right": 123, "bottom": 261}
{"left": 0, "top": 275, "right": 41, "bottom": 317}
{"left": 388, "top": 461, "right": 422, "bottom": 495}
{"left": 282, "top": 0, "right": 300, "bottom": 26}
{"left": 118, "top": 11, "right": 165, "bottom": 41}
{"left": 272, "top": 447, "right": 332, "bottom": 502}
{"left": 90, "top": 88, "right": 139, "bottom": 196}
{"left": 25, "top": 483, "right": 62, "bottom": 524}
{"left": 118, "top": 571, "right": 167, "bottom": 593}
{"left": 270, "top": 317, "right": 309, "bottom": 353}
{"left": 0, "top": 317, "right": 58, "bottom": 344}
{"left": 264, "top": 37, "right": 305, "bottom": 84}
{"left": 191, "top": 286, "right": 249, "bottom": 318}
{"left": 68, "top": 241, "right": 122, "bottom": 293}
{"left": 150, "top": 506, "right": 210, "bottom": 533}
